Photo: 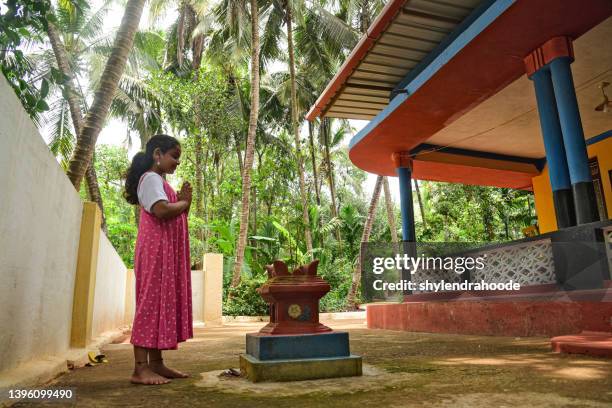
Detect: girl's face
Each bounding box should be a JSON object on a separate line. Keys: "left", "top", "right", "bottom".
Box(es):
{"left": 154, "top": 145, "right": 181, "bottom": 174}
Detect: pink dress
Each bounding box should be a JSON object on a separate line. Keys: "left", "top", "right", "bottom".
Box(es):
{"left": 130, "top": 176, "right": 193, "bottom": 350}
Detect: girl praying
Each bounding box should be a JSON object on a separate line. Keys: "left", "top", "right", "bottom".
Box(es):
{"left": 123, "top": 134, "right": 193, "bottom": 385}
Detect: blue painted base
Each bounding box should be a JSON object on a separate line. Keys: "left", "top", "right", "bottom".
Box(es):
{"left": 246, "top": 331, "right": 350, "bottom": 361}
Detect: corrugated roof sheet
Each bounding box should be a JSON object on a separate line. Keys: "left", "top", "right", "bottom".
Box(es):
{"left": 307, "top": 0, "right": 482, "bottom": 121}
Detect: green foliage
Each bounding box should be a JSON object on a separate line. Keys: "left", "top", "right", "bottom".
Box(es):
{"left": 0, "top": 0, "right": 61, "bottom": 119}
{"left": 222, "top": 278, "right": 269, "bottom": 316}
{"left": 318, "top": 258, "right": 353, "bottom": 312}
{"left": 28, "top": 0, "right": 537, "bottom": 318}
{"left": 93, "top": 145, "right": 137, "bottom": 267}
{"left": 148, "top": 68, "right": 242, "bottom": 139}
{"left": 416, "top": 182, "right": 535, "bottom": 243}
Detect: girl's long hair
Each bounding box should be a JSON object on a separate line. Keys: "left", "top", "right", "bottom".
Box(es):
{"left": 124, "top": 134, "right": 180, "bottom": 205}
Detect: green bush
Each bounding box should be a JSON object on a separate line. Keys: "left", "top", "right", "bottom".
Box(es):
{"left": 223, "top": 278, "right": 269, "bottom": 316}
{"left": 318, "top": 258, "right": 355, "bottom": 312}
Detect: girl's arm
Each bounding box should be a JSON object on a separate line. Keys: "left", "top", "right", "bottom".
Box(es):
{"left": 151, "top": 200, "right": 190, "bottom": 220}
{"left": 150, "top": 182, "right": 192, "bottom": 219}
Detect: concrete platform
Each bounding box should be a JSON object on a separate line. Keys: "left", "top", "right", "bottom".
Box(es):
{"left": 239, "top": 353, "right": 362, "bottom": 382}
{"left": 551, "top": 331, "right": 612, "bottom": 358}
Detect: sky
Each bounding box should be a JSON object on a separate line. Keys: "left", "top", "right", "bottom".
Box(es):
{"left": 89, "top": 1, "right": 403, "bottom": 204}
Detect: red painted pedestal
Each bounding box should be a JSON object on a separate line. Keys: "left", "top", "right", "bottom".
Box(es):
{"left": 241, "top": 260, "right": 362, "bottom": 382}
{"left": 257, "top": 260, "right": 332, "bottom": 335}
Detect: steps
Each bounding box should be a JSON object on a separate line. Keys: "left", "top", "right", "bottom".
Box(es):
{"left": 551, "top": 331, "right": 612, "bottom": 358}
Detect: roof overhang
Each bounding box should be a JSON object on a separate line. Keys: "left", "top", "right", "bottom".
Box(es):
{"left": 307, "top": 0, "right": 612, "bottom": 189}
{"left": 348, "top": 0, "right": 612, "bottom": 177}
{"left": 306, "top": 0, "right": 482, "bottom": 121}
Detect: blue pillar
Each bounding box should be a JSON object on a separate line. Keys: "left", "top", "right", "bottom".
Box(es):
{"left": 396, "top": 166, "right": 416, "bottom": 242}
{"left": 396, "top": 163, "right": 416, "bottom": 295}
{"left": 549, "top": 57, "right": 598, "bottom": 224}
{"left": 530, "top": 68, "right": 576, "bottom": 228}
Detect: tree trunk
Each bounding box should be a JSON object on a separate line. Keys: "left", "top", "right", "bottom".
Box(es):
{"left": 360, "top": 0, "right": 371, "bottom": 34}
{"left": 322, "top": 118, "right": 340, "bottom": 240}
{"left": 478, "top": 188, "right": 495, "bottom": 241}
{"left": 195, "top": 133, "right": 204, "bottom": 217}
{"left": 504, "top": 213, "right": 509, "bottom": 239}
{"left": 235, "top": 141, "right": 244, "bottom": 177}
{"left": 66, "top": 0, "right": 146, "bottom": 189}
{"left": 308, "top": 121, "right": 320, "bottom": 205}
{"left": 176, "top": 1, "right": 186, "bottom": 67}
{"left": 47, "top": 19, "right": 107, "bottom": 231}
{"left": 502, "top": 189, "right": 510, "bottom": 239}
{"left": 414, "top": 179, "right": 426, "bottom": 228}
{"left": 251, "top": 183, "right": 257, "bottom": 261}
{"left": 382, "top": 176, "right": 397, "bottom": 243}
{"left": 527, "top": 193, "right": 533, "bottom": 221}
{"left": 286, "top": 4, "right": 313, "bottom": 255}
{"left": 139, "top": 129, "right": 152, "bottom": 149}
{"left": 46, "top": 21, "right": 82, "bottom": 133}
{"left": 347, "top": 175, "right": 383, "bottom": 308}
{"left": 185, "top": 4, "right": 204, "bottom": 74}
{"left": 202, "top": 146, "right": 210, "bottom": 248}
{"left": 134, "top": 206, "right": 140, "bottom": 230}
{"left": 214, "top": 150, "right": 220, "bottom": 211}
{"left": 323, "top": 119, "right": 338, "bottom": 217}
{"left": 192, "top": 34, "right": 204, "bottom": 72}
{"left": 84, "top": 156, "right": 106, "bottom": 231}
{"left": 231, "top": 0, "right": 260, "bottom": 288}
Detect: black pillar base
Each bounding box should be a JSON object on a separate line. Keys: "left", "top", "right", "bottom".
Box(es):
{"left": 572, "top": 181, "right": 599, "bottom": 225}
{"left": 551, "top": 223, "right": 609, "bottom": 290}
{"left": 552, "top": 189, "right": 576, "bottom": 229}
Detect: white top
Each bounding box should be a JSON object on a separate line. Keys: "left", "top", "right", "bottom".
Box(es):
{"left": 137, "top": 172, "right": 168, "bottom": 213}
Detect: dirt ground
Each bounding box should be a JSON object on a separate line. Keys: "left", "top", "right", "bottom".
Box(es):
{"left": 11, "top": 319, "right": 612, "bottom": 407}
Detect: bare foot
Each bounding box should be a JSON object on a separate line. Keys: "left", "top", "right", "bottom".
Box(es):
{"left": 131, "top": 366, "right": 171, "bottom": 385}
{"left": 149, "top": 360, "right": 189, "bottom": 379}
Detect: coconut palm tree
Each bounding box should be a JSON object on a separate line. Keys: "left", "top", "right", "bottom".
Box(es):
{"left": 262, "top": 0, "right": 358, "bottom": 248}
{"left": 65, "top": 0, "right": 146, "bottom": 189}
{"left": 383, "top": 176, "right": 398, "bottom": 242}
{"left": 222, "top": 0, "right": 359, "bottom": 285}
{"left": 283, "top": 0, "right": 314, "bottom": 255}
{"left": 148, "top": 0, "right": 214, "bottom": 73}
{"left": 291, "top": 0, "right": 363, "bottom": 252}
{"left": 46, "top": 15, "right": 106, "bottom": 228}
{"left": 37, "top": 1, "right": 164, "bottom": 228}
{"left": 337, "top": 0, "right": 388, "bottom": 306}
{"left": 41, "top": 2, "right": 164, "bottom": 154}
{"left": 220, "top": 0, "right": 262, "bottom": 288}
{"left": 413, "top": 179, "right": 426, "bottom": 228}
{"left": 346, "top": 174, "right": 382, "bottom": 308}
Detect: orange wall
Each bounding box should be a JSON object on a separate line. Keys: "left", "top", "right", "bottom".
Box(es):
{"left": 532, "top": 136, "right": 612, "bottom": 233}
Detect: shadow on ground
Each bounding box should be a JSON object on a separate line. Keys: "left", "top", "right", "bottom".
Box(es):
{"left": 12, "top": 319, "right": 612, "bottom": 407}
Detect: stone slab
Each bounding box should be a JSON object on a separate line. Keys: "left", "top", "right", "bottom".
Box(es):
{"left": 239, "top": 354, "right": 362, "bottom": 382}
{"left": 246, "top": 331, "right": 350, "bottom": 360}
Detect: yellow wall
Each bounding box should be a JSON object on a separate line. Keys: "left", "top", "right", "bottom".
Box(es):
{"left": 589, "top": 136, "right": 612, "bottom": 217}
{"left": 71, "top": 202, "right": 102, "bottom": 348}
{"left": 532, "top": 135, "right": 612, "bottom": 233}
